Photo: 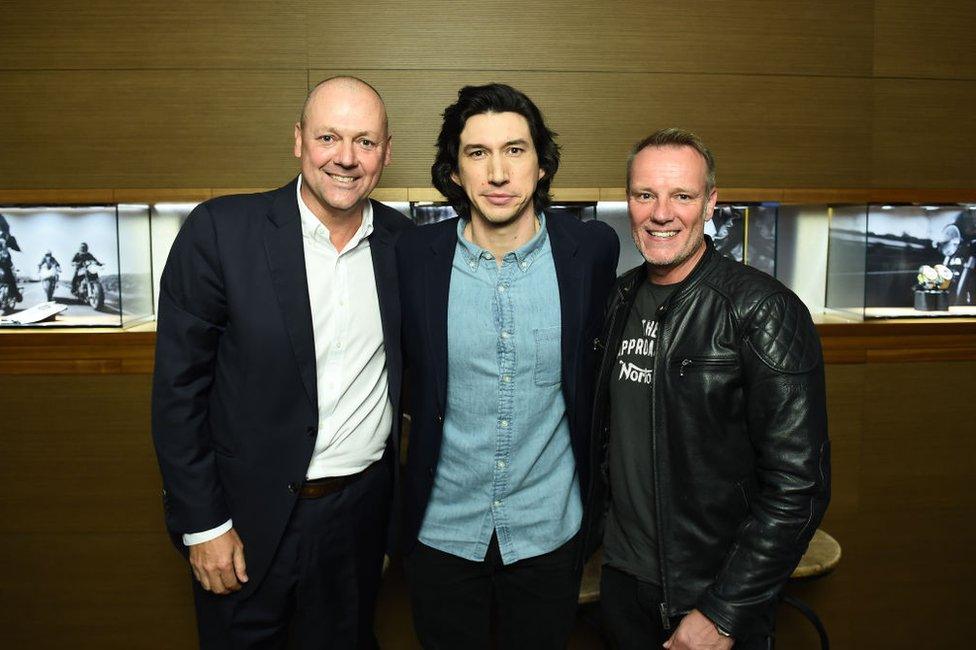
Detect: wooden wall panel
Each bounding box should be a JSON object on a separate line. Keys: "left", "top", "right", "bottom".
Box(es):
{"left": 874, "top": 0, "right": 976, "bottom": 79}
{"left": 860, "top": 361, "right": 976, "bottom": 512}
{"left": 0, "top": 533, "right": 195, "bottom": 648}
{"left": 822, "top": 364, "right": 863, "bottom": 517}
{"left": 0, "top": 1, "right": 306, "bottom": 70}
{"left": 872, "top": 78, "right": 976, "bottom": 188}
{"left": 315, "top": 69, "right": 872, "bottom": 189}
{"left": 0, "top": 70, "right": 305, "bottom": 189}
{"left": 852, "top": 509, "right": 974, "bottom": 647}
{"left": 307, "top": 1, "right": 872, "bottom": 77}
{"left": 0, "top": 375, "right": 162, "bottom": 533}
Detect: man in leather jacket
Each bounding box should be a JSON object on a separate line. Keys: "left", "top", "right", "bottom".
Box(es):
{"left": 590, "top": 128, "right": 830, "bottom": 649}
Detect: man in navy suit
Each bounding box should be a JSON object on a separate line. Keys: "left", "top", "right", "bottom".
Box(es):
{"left": 152, "top": 76, "right": 412, "bottom": 649}
{"left": 396, "top": 83, "right": 619, "bottom": 648}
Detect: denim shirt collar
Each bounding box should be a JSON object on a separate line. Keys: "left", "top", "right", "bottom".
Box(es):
{"left": 455, "top": 213, "right": 548, "bottom": 272}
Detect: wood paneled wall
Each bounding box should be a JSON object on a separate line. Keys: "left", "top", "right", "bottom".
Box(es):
{"left": 1, "top": 1, "right": 974, "bottom": 191}
{"left": 2, "top": 352, "right": 974, "bottom": 648}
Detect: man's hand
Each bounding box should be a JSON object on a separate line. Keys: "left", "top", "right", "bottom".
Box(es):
{"left": 663, "top": 609, "right": 734, "bottom": 650}
{"left": 188, "top": 528, "right": 248, "bottom": 595}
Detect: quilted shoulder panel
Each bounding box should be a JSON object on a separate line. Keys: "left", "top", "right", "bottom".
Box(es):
{"left": 746, "top": 292, "right": 822, "bottom": 373}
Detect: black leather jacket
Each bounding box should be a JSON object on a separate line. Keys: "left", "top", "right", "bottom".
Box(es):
{"left": 586, "top": 239, "right": 830, "bottom": 638}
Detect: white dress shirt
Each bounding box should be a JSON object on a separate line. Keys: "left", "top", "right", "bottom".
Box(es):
{"left": 183, "top": 177, "right": 392, "bottom": 545}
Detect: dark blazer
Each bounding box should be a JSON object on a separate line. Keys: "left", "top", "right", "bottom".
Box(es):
{"left": 151, "top": 179, "right": 412, "bottom": 595}
{"left": 395, "top": 212, "right": 619, "bottom": 561}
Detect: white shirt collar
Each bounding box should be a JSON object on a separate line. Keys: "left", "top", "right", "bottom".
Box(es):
{"left": 296, "top": 174, "right": 374, "bottom": 249}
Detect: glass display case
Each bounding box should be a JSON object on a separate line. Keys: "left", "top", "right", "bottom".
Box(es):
{"left": 0, "top": 205, "right": 153, "bottom": 327}
{"left": 826, "top": 204, "right": 976, "bottom": 319}
{"left": 3, "top": 195, "right": 972, "bottom": 328}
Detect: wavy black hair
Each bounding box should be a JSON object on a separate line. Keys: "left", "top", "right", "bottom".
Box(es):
{"left": 431, "top": 83, "right": 560, "bottom": 219}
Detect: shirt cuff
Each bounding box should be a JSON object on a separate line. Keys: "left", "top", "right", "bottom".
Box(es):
{"left": 182, "top": 519, "right": 233, "bottom": 546}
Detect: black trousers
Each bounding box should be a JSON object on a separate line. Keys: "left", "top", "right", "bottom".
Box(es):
{"left": 193, "top": 459, "right": 392, "bottom": 650}
{"left": 600, "top": 564, "right": 770, "bottom": 650}
{"left": 404, "top": 532, "right": 581, "bottom": 650}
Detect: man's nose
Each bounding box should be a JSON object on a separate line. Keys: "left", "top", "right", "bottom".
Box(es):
{"left": 334, "top": 139, "right": 357, "bottom": 168}
{"left": 487, "top": 155, "right": 508, "bottom": 185}
{"left": 649, "top": 199, "right": 671, "bottom": 222}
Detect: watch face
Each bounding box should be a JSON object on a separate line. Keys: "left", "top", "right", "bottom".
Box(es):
{"left": 935, "top": 264, "right": 954, "bottom": 290}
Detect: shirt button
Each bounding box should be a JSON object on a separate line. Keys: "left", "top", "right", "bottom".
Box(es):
{"left": 493, "top": 500, "right": 502, "bottom": 508}
{"left": 497, "top": 285, "right": 506, "bottom": 293}
{"left": 501, "top": 375, "right": 511, "bottom": 383}
{"left": 499, "top": 420, "right": 509, "bottom": 428}
{"left": 496, "top": 460, "right": 506, "bottom": 469}
{"left": 520, "top": 262, "right": 528, "bottom": 270}
{"left": 287, "top": 482, "right": 299, "bottom": 494}
{"left": 501, "top": 331, "right": 510, "bottom": 339}
{"left": 335, "top": 342, "right": 342, "bottom": 350}
{"left": 469, "top": 261, "right": 477, "bottom": 269}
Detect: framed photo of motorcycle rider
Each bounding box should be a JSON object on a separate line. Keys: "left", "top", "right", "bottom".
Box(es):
{"left": 0, "top": 205, "right": 153, "bottom": 327}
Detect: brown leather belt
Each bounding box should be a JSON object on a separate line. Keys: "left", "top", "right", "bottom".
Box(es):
{"left": 298, "top": 460, "right": 379, "bottom": 499}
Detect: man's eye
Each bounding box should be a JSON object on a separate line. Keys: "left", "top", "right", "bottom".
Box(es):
{"left": 676, "top": 193, "right": 692, "bottom": 201}
{"left": 469, "top": 149, "right": 486, "bottom": 158}
{"left": 319, "top": 135, "right": 336, "bottom": 143}
{"left": 507, "top": 147, "right": 524, "bottom": 155}
{"left": 359, "top": 138, "right": 376, "bottom": 149}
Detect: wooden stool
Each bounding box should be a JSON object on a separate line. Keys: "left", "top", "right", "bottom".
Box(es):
{"left": 774, "top": 529, "right": 842, "bottom": 650}
{"left": 577, "top": 529, "right": 841, "bottom": 648}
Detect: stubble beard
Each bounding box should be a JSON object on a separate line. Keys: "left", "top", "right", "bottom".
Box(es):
{"left": 632, "top": 203, "right": 710, "bottom": 270}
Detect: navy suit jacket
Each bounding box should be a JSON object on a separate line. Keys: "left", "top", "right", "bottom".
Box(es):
{"left": 151, "top": 179, "right": 412, "bottom": 595}
{"left": 395, "top": 212, "right": 619, "bottom": 562}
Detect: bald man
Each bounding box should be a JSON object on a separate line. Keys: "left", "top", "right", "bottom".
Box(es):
{"left": 152, "top": 76, "right": 412, "bottom": 649}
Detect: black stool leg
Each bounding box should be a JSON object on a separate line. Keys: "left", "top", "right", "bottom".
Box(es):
{"left": 780, "top": 594, "right": 829, "bottom": 650}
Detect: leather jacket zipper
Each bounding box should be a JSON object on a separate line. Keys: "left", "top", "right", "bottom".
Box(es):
{"left": 652, "top": 308, "right": 671, "bottom": 630}
{"left": 677, "top": 356, "right": 736, "bottom": 377}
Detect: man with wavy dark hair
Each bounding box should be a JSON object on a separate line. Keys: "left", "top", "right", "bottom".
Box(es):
{"left": 397, "top": 83, "right": 619, "bottom": 648}
{"left": 431, "top": 83, "right": 561, "bottom": 219}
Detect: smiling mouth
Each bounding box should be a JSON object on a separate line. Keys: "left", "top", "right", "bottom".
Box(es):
{"left": 647, "top": 230, "right": 678, "bottom": 239}
{"left": 327, "top": 173, "right": 358, "bottom": 184}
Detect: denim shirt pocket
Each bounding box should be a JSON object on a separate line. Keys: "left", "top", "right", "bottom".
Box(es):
{"left": 533, "top": 325, "right": 563, "bottom": 386}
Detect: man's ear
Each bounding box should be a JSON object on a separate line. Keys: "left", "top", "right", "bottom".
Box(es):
{"left": 293, "top": 123, "right": 303, "bottom": 159}
{"left": 704, "top": 188, "right": 718, "bottom": 221}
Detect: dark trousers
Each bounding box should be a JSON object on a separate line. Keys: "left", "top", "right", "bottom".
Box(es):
{"left": 404, "top": 533, "right": 581, "bottom": 650}
{"left": 193, "top": 460, "right": 392, "bottom": 650}
{"left": 600, "top": 564, "right": 770, "bottom": 650}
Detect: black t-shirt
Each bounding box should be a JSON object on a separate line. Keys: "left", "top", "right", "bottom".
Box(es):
{"left": 603, "top": 279, "right": 676, "bottom": 584}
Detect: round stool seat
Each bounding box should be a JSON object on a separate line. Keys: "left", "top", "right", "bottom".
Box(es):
{"left": 791, "top": 529, "right": 842, "bottom": 580}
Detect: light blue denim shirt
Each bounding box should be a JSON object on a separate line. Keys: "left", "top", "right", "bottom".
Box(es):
{"left": 418, "top": 215, "right": 582, "bottom": 564}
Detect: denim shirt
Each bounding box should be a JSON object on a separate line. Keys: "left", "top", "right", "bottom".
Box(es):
{"left": 418, "top": 215, "right": 582, "bottom": 564}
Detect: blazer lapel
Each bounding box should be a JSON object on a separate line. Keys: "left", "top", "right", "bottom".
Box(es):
{"left": 368, "top": 201, "right": 400, "bottom": 405}
{"left": 548, "top": 213, "right": 585, "bottom": 410}
{"left": 424, "top": 221, "right": 458, "bottom": 414}
{"left": 264, "top": 179, "right": 317, "bottom": 411}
